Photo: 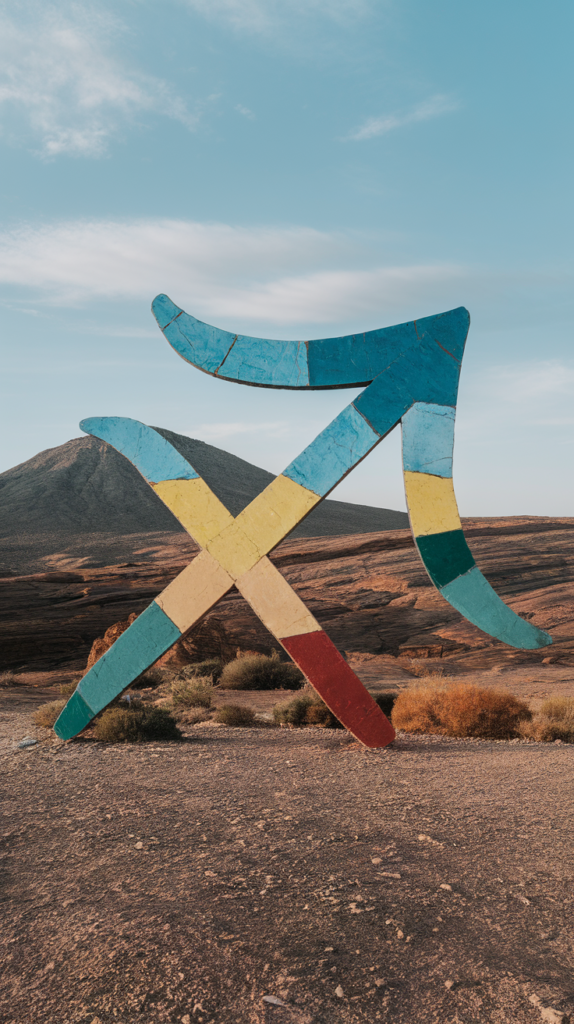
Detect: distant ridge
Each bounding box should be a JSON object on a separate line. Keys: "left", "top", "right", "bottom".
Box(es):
{"left": 0, "top": 430, "right": 408, "bottom": 575}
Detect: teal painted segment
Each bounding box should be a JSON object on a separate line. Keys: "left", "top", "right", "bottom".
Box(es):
{"left": 218, "top": 336, "right": 309, "bottom": 388}
{"left": 80, "top": 417, "right": 199, "bottom": 483}
{"left": 152, "top": 295, "right": 470, "bottom": 391}
{"left": 283, "top": 404, "right": 381, "bottom": 497}
{"left": 402, "top": 403, "right": 455, "bottom": 477}
{"left": 440, "top": 567, "right": 553, "bottom": 650}
{"left": 354, "top": 330, "right": 463, "bottom": 434}
{"left": 415, "top": 306, "right": 470, "bottom": 364}
{"left": 416, "top": 530, "right": 476, "bottom": 588}
{"left": 77, "top": 602, "right": 181, "bottom": 716}
{"left": 307, "top": 320, "right": 420, "bottom": 388}
{"left": 53, "top": 689, "right": 93, "bottom": 740}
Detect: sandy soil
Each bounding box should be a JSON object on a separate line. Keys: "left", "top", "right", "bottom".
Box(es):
{"left": 1, "top": 682, "right": 573, "bottom": 1024}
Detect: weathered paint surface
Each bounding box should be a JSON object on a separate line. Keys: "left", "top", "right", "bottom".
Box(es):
{"left": 283, "top": 405, "right": 381, "bottom": 497}
{"left": 81, "top": 416, "right": 198, "bottom": 483}
{"left": 153, "top": 478, "right": 235, "bottom": 548}
{"left": 237, "top": 556, "right": 320, "bottom": 640}
{"left": 401, "top": 403, "right": 455, "bottom": 477}
{"left": 404, "top": 472, "right": 462, "bottom": 537}
{"left": 281, "top": 630, "right": 396, "bottom": 748}
{"left": 440, "top": 567, "right": 552, "bottom": 649}
{"left": 415, "top": 529, "right": 476, "bottom": 589}
{"left": 155, "top": 550, "right": 234, "bottom": 633}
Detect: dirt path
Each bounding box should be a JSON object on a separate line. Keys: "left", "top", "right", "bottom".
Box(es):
{"left": 1, "top": 690, "right": 573, "bottom": 1024}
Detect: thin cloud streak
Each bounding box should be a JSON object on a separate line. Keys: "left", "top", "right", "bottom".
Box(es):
{"left": 348, "top": 94, "right": 460, "bottom": 141}
{"left": 0, "top": 1, "right": 197, "bottom": 157}
{"left": 184, "top": 0, "right": 371, "bottom": 34}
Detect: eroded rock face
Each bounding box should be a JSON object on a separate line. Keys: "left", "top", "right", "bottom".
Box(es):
{"left": 0, "top": 517, "right": 572, "bottom": 675}
{"left": 86, "top": 612, "right": 138, "bottom": 669}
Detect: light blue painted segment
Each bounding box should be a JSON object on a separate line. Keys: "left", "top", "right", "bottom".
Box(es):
{"left": 153, "top": 295, "right": 236, "bottom": 376}
{"left": 80, "top": 417, "right": 199, "bottom": 483}
{"left": 218, "top": 336, "right": 309, "bottom": 388}
{"left": 77, "top": 602, "right": 182, "bottom": 717}
{"left": 283, "top": 404, "right": 380, "bottom": 497}
{"left": 152, "top": 293, "right": 182, "bottom": 330}
{"left": 440, "top": 566, "right": 552, "bottom": 650}
{"left": 402, "top": 403, "right": 455, "bottom": 477}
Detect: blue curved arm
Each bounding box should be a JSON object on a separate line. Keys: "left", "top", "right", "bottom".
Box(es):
{"left": 152, "top": 294, "right": 470, "bottom": 391}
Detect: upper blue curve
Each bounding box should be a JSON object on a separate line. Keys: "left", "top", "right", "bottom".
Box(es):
{"left": 151, "top": 294, "right": 470, "bottom": 391}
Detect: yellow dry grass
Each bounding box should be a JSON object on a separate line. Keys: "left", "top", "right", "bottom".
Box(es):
{"left": 391, "top": 679, "right": 532, "bottom": 740}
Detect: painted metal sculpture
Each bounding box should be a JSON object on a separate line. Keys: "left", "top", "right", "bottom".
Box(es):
{"left": 54, "top": 297, "right": 551, "bottom": 746}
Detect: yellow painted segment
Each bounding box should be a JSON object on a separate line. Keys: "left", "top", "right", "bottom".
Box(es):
{"left": 152, "top": 478, "right": 234, "bottom": 548}
{"left": 155, "top": 549, "right": 234, "bottom": 633}
{"left": 205, "top": 521, "right": 262, "bottom": 579}
{"left": 236, "top": 475, "right": 320, "bottom": 554}
{"left": 237, "top": 557, "right": 320, "bottom": 640}
{"left": 404, "top": 471, "right": 462, "bottom": 537}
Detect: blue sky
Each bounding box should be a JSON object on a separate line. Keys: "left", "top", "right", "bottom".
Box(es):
{"left": 0, "top": 0, "right": 572, "bottom": 515}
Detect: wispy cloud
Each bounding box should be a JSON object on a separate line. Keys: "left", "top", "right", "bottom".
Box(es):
{"left": 0, "top": 217, "right": 464, "bottom": 325}
{"left": 348, "top": 94, "right": 460, "bottom": 141}
{"left": 235, "top": 104, "right": 255, "bottom": 119}
{"left": 489, "top": 361, "right": 574, "bottom": 401}
{"left": 184, "top": 0, "right": 370, "bottom": 34}
{"left": 0, "top": 1, "right": 197, "bottom": 157}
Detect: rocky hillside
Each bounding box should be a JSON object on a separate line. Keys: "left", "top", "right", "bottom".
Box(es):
{"left": 1, "top": 517, "right": 572, "bottom": 675}
{"left": 0, "top": 430, "right": 408, "bottom": 576}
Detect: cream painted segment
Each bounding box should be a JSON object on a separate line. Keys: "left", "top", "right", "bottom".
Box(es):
{"left": 236, "top": 475, "right": 319, "bottom": 554}
{"left": 237, "top": 557, "right": 320, "bottom": 639}
{"left": 404, "top": 471, "right": 462, "bottom": 537}
{"left": 152, "top": 478, "right": 234, "bottom": 548}
{"left": 155, "top": 549, "right": 234, "bottom": 632}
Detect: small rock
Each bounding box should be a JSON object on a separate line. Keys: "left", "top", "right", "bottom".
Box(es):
{"left": 263, "top": 996, "right": 288, "bottom": 1006}
{"left": 445, "top": 980, "right": 454, "bottom": 990}
{"left": 17, "top": 737, "right": 38, "bottom": 749}
{"left": 335, "top": 985, "right": 344, "bottom": 998}
{"left": 181, "top": 1016, "right": 191, "bottom": 1024}
{"left": 396, "top": 930, "right": 404, "bottom": 939}
{"left": 541, "top": 1009, "right": 564, "bottom": 1024}
{"left": 440, "top": 884, "right": 452, "bottom": 891}
{"left": 134, "top": 842, "right": 143, "bottom": 850}
{"left": 204, "top": 870, "right": 217, "bottom": 877}
{"left": 374, "top": 979, "right": 385, "bottom": 988}
{"left": 380, "top": 871, "right": 401, "bottom": 879}
{"left": 371, "top": 857, "right": 382, "bottom": 865}
{"left": 530, "top": 996, "right": 542, "bottom": 1007}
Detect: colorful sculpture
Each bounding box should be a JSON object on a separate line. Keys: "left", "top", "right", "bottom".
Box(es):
{"left": 54, "top": 298, "right": 551, "bottom": 746}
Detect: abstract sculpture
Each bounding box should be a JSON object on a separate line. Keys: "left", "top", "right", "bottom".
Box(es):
{"left": 54, "top": 298, "right": 551, "bottom": 746}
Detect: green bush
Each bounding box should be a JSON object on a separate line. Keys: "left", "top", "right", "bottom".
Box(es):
{"left": 170, "top": 676, "right": 213, "bottom": 709}
{"left": 213, "top": 704, "right": 256, "bottom": 727}
{"left": 273, "top": 694, "right": 342, "bottom": 729}
{"left": 174, "top": 660, "right": 224, "bottom": 684}
{"left": 93, "top": 702, "right": 182, "bottom": 743}
{"left": 33, "top": 700, "right": 67, "bottom": 729}
{"left": 219, "top": 653, "right": 303, "bottom": 691}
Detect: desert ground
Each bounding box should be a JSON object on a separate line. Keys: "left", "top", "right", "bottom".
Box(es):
{"left": 1, "top": 666, "right": 573, "bottom": 1024}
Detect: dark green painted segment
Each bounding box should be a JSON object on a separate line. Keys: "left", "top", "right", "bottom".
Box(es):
{"left": 416, "top": 529, "right": 476, "bottom": 589}
{"left": 53, "top": 689, "right": 94, "bottom": 740}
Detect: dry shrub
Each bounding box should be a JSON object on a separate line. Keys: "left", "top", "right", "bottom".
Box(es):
{"left": 33, "top": 700, "right": 67, "bottom": 729}
{"left": 373, "top": 692, "right": 399, "bottom": 718}
{"left": 273, "top": 694, "right": 342, "bottom": 729}
{"left": 59, "top": 677, "right": 81, "bottom": 698}
{"left": 175, "top": 707, "right": 212, "bottom": 726}
{"left": 93, "top": 703, "right": 182, "bottom": 743}
{"left": 219, "top": 653, "right": 303, "bottom": 691}
{"left": 175, "top": 659, "right": 224, "bottom": 684}
{"left": 519, "top": 696, "right": 574, "bottom": 743}
{"left": 0, "top": 671, "right": 19, "bottom": 687}
{"left": 135, "top": 667, "right": 168, "bottom": 689}
{"left": 391, "top": 681, "right": 531, "bottom": 739}
{"left": 170, "top": 676, "right": 213, "bottom": 710}
{"left": 213, "top": 704, "right": 256, "bottom": 727}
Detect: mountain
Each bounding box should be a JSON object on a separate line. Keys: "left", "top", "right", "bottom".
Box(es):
{"left": 0, "top": 429, "right": 408, "bottom": 575}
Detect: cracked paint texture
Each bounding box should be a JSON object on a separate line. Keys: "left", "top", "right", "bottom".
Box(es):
{"left": 402, "top": 402, "right": 455, "bottom": 477}
{"left": 283, "top": 405, "right": 381, "bottom": 496}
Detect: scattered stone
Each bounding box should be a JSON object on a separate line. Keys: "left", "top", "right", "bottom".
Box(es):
{"left": 396, "top": 930, "right": 404, "bottom": 939}
{"left": 134, "top": 842, "right": 143, "bottom": 850}
{"left": 379, "top": 871, "right": 401, "bottom": 879}
{"left": 181, "top": 1016, "right": 191, "bottom": 1024}
{"left": 374, "top": 979, "right": 385, "bottom": 988}
{"left": 17, "top": 737, "right": 38, "bottom": 749}
{"left": 445, "top": 980, "right": 454, "bottom": 990}
{"left": 335, "top": 985, "right": 344, "bottom": 998}
{"left": 440, "top": 884, "right": 453, "bottom": 891}
{"left": 371, "top": 857, "right": 382, "bottom": 865}
{"left": 263, "top": 995, "right": 288, "bottom": 1006}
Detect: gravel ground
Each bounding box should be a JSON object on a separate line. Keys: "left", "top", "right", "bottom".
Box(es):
{"left": 1, "top": 688, "right": 573, "bottom": 1024}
